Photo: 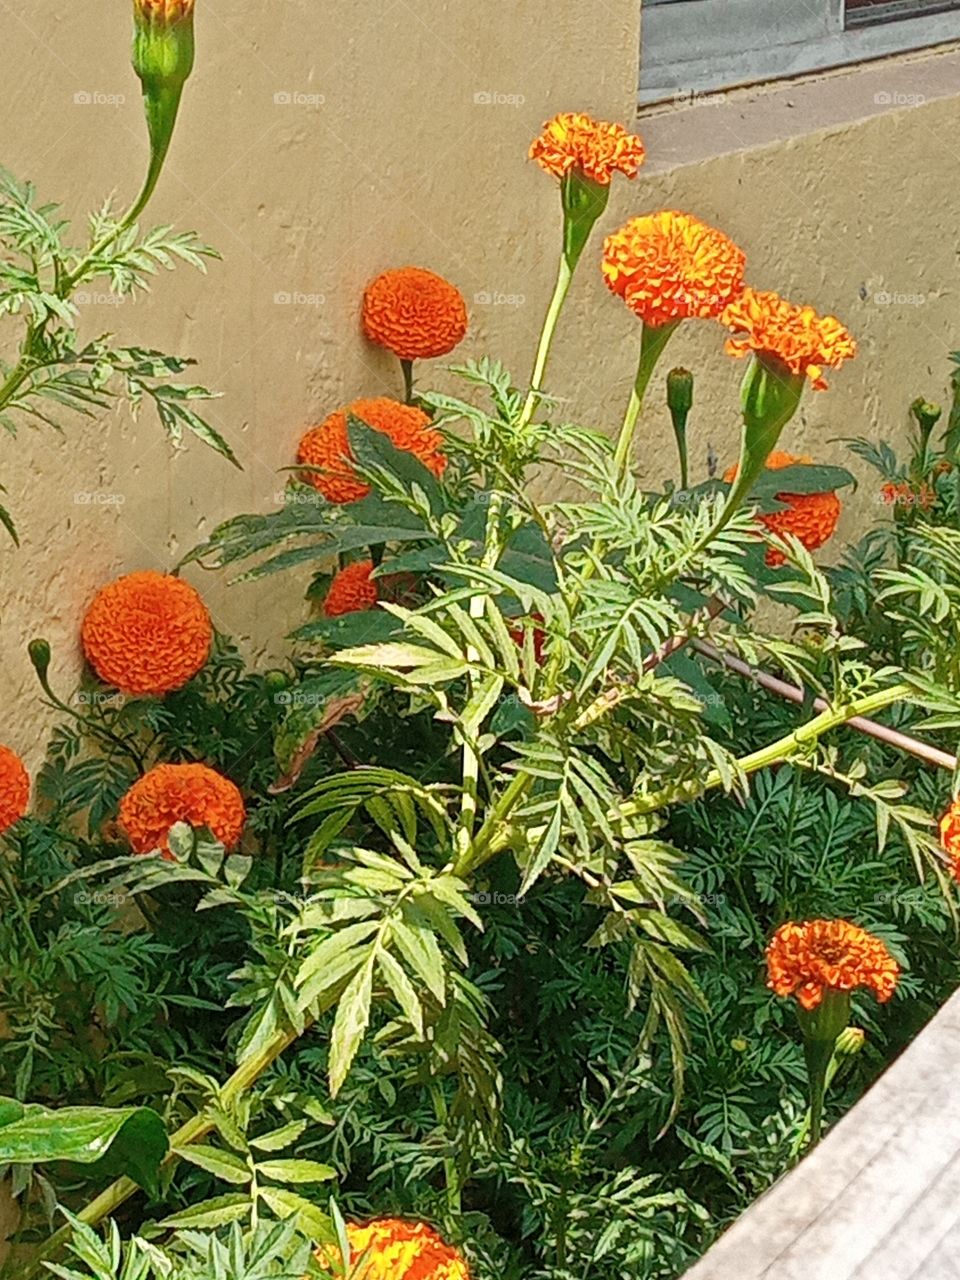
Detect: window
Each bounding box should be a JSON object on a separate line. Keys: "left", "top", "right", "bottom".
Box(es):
{"left": 639, "top": 0, "right": 960, "bottom": 104}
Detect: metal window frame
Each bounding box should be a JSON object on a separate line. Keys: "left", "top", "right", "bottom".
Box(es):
{"left": 639, "top": 0, "right": 960, "bottom": 104}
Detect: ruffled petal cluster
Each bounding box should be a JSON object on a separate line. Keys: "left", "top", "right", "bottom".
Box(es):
{"left": 297, "top": 397, "right": 446, "bottom": 504}
{"left": 314, "top": 1218, "right": 469, "bottom": 1280}
{"left": 723, "top": 451, "right": 841, "bottom": 566}
{"left": 119, "top": 763, "right": 246, "bottom": 856}
{"left": 82, "top": 571, "right": 212, "bottom": 697}
{"left": 722, "top": 287, "right": 856, "bottom": 389}
{"left": 529, "top": 112, "right": 646, "bottom": 186}
{"left": 362, "top": 268, "right": 467, "bottom": 361}
{"left": 323, "top": 560, "right": 379, "bottom": 617}
{"left": 602, "top": 211, "right": 746, "bottom": 328}
{"left": 766, "top": 919, "right": 899, "bottom": 1011}
{"left": 0, "top": 747, "right": 29, "bottom": 835}
{"left": 135, "top": 0, "right": 193, "bottom": 20}
{"left": 939, "top": 799, "right": 960, "bottom": 882}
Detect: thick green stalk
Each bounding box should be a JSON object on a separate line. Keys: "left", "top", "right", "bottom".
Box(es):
{"left": 517, "top": 254, "right": 573, "bottom": 431}
{"left": 612, "top": 320, "right": 679, "bottom": 482}
{"left": 619, "top": 683, "right": 912, "bottom": 820}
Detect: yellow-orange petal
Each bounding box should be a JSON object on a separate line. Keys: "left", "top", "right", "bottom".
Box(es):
{"left": 0, "top": 747, "right": 29, "bottom": 835}
{"left": 722, "top": 287, "right": 856, "bottom": 389}
{"left": 766, "top": 919, "right": 899, "bottom": 1011}
{"left": 601, "top": 210, "right": 746, "bottom": 328}
{"left": 529, "top": 112, "right": 646, "bottom": 186}
{"left": 297, "top": 397, "right": 446, "bottom": 504}
{"left": 723, "top": 451, "right": 841, "bottom": 567}
{"left": 119, "top": 763, "right": 246, "bottom": 856}
{"left": 313, "top": 1218, "right": 470, "bottom": 1280}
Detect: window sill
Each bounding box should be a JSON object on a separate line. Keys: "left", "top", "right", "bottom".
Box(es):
{"left": 636, "top": 42, "right": 960, "bottom": 174}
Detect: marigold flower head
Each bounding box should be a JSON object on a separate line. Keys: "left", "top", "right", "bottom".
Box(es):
{"left": 880, "top": 480, "right": 936, "bottom": 511}
{"left": 723, "top": 451, "right": 841, "bottom": 567}
{"left": 134, "top": 0, "right": 194, "bottom": 20}
{"left": 362, "top": 268, "right": 467, "bottom": 362}
{"left": 766, "top": 919, "right": 899, "bottom": 1012}
{"left": 939, "top": 799, "right": 960, "bottom": 882}
{"left": 314, "top": 1218, "right": 469, "bottom": 1280}
{"left": 119, "top": 763, "right": 246, "bottom": 856}
{"left": 601, "top": 211, "right": 746, "bottom": 329}
{"left": 722, "top": 287, "right": 856, "bottom": 390}
{"left": 323, "top": 560, "right": 378, "bottom": 617}
{"left": 530, "top": 112, "right": 646, "bottom": 186}
{"left": 297, "top": 397, "right": 446, "bottom": 504}
{"left": 82, "top": 571, "right": 212, "bottom": 697}
{"left": 0, "top": 747, "right": 29, "bottom": 835}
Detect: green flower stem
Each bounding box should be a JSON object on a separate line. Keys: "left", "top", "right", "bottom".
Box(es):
{"left": 612, "top": 321, "right": 680, "bottom": 483}
{"left": 400, "top": 358, "right": 415, "bottom": 406}
{"left": 797, "top": 990, "right": 851, "bottom": 1151}
{"left": 517, "top": 253, "right": 574, "bottom": 431}
{"left": 620, "top": 683, "right": 911, "bottom": 819}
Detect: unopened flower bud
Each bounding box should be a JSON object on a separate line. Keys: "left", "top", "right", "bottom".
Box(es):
{"left": 131, "top": 0, "right": 196, "bottom": 216}
{"left": 834, "top": 1026, "right": 865, "bottom": 1057}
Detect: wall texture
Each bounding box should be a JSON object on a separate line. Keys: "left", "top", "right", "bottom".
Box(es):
{"left": 2, "top": 2, "right": 959, "bottom": 766}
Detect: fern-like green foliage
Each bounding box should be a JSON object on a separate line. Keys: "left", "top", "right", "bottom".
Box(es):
{"left": 0, "top": 168, "right": 236, "bottom": 538}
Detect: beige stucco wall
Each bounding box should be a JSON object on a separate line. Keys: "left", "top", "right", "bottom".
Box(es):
{"left": 2, "top": 2, "right": 959, "bottom": 766}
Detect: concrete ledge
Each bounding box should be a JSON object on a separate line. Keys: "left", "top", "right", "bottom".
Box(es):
{"left": 638, "top": 42, "right": 960, "bottom": 173}
{"left": 682, "top": 985, "right": 960, "bottom": 1280}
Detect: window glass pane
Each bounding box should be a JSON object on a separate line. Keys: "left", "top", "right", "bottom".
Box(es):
{"left": 640, "top": 0, "right": 960, "bottom": 103}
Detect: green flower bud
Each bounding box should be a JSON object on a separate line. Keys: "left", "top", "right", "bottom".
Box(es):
{"left": 131, "top": 0, "right": 196, "bottom": 217}
{"left": 667, "top": 367, "right": 694, "bottom": 420}
{"left": 28, "top": 638, "right": 52, "bottom": 687}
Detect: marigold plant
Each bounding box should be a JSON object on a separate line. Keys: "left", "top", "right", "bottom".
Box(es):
{"left": 119, "top": 762, "right": 246, "bottom": 855}
{"left": 82, "top": 571, "right": 212, "bottom": 697}
{"left": 722, "top": 287, "right": 857, "bottom": 389}
{"left": 314, "top": 1218, "right": 469, "bottom": 1280}
{"left": 766, "top": 919, "right": 899, "bottom": 1011}
{"left": 362, "top": 267, "right": 467, "bottom": 362}
{"left": 529, "top": 111, "right": 646, "bottom": 186}
{"left": 0, "top": 746, "right": 29, "bottom": 835}
{"left": 323, "top": 560, "right": 378, "bottom": 617}
{"left": 297, "top": 398, "right": 446, "bottom": 503}
{"left": 723, "top": 451, "right": 841, "bottom": 566}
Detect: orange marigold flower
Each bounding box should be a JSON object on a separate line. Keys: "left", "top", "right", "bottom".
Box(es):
{"left": 82, "top": 571, "right": 212, "bottom": 697}
{"left": 766, "top": 919, "right": 899, "bottom": 1012}
{"left": 722, "top": 287, "right": 856, "bottom": 390}
{"left": 939, "top": 799, "right": 960, "bottom": 882}
{"left": 601, "top": 211, "right": 745, "bottom": 329}
{"left": 119, "top": 763, "right": 246, "bottom": 856}
{"left": 135, "top": 0, "right": 193, "bottom": 18}
{"left": 314, "top": 1218, "right": 470, "bottom": 1280}
{"left": 323, "top": 560, "right": 378, "bottom": 617}
{"left": 723, "top": 450, "right": 841, "bottom": 567}
{"left": 529, "top": 112, "right": 646, "bottom": 186}
{"left": 880, "top": 480, "right": 936, "bottom": 511}
{"left": 362, "top": 267, "right": 467, "bottom": 362}
{"left": 297, "top": 397, "right": 446, "bottom": 504}
{"left": 0, "top": 747, "right": 29, "bottom": 835}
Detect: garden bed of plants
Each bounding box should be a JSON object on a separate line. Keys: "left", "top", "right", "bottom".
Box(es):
{"left": 2, "top": 5, "right": 960, "bottom": 1279}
